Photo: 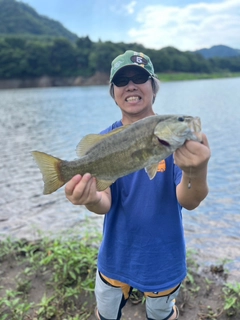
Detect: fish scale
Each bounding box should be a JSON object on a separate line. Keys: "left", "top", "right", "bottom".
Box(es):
{"left": 32, "top": 115, "right": 201, "bottom": 194}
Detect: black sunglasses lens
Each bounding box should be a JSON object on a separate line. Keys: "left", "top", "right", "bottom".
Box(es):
{"left": 113, "top": 74, "right": 150, "bottom": 87}
{"left": 132, "top": 74, "right": 150, "bottom": 84}
{"left": 114, "top": 77, "right": 128, "bottom": 87}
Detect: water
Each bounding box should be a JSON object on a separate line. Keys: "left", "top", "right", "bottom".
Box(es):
{"left": 1, "top": 78, "right": 240, "bottom": 279}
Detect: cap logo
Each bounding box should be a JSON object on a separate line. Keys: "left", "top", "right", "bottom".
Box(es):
{"left": 112, "top": 60, "right": 123, "bottom": 71}
{"left": 131, "top": 55, "right": 147, "bottom": 65}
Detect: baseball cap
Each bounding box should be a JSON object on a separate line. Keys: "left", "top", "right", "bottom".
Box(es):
{"left": 110, "top": 50, "right": 156, "bottom": 82}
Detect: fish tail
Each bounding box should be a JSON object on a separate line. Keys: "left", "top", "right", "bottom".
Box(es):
{"left": 32, "top": 151, "right": 65, "bottom": 194}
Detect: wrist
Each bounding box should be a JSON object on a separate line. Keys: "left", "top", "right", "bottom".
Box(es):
{"left": 86, "top": 194, "right": 102, "bottom": 207}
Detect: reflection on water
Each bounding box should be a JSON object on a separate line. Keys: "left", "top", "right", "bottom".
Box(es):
{"left": 1, "top": 79, "right": 240, "bottom": 280}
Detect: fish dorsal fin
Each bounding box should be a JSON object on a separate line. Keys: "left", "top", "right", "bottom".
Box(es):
{"left": 145, "top": 163, "right": 159, "bottom": 180}
{"left": 76, "top": 134, "right": 105, "bottom": 157}
{"left": 96, "top": 179, "right": 115, "bottom": 191}
{"left": 76, "top": 125, "right": 131, "bottom": 157}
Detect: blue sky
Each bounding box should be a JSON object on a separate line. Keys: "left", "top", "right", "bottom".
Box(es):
{"left": 19, "top": 0, "right": 240, "bottom": 51}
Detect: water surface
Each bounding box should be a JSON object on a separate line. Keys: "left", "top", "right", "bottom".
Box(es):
{"left": 1, "top": 78, "right": 240, "bottom": 279}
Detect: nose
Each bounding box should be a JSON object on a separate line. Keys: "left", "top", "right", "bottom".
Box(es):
{"left": 126, "top": 80, "right": 137, "bottom": 89}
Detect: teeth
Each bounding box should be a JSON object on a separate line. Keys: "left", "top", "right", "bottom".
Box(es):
{"left": 126, "top": 96, "right": 140, "bottom": 102}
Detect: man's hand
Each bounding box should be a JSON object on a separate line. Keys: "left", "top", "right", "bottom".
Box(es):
{"left": 65, "top": 173, "right": 111, "bottom": 214}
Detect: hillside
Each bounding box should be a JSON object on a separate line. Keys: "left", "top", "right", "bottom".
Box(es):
{"left": 0, "top": 0, "right": 78, "bottom": 42}
{"left": 0, "top": 0, "right": 240, "bottom": 85}
{"left": 194, "top": 45, "right": 240, "bottom": 59}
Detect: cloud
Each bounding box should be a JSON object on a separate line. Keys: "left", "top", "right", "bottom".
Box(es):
{"left": 128, "top": 0, "right": 240, "bottom": 50}
{"left": 124, "top": 1, "right": 137, "bottom": 15}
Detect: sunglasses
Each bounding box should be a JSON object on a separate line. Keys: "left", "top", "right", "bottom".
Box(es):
{"left": 112, "top": 74, "right": 152, "bottom": 87}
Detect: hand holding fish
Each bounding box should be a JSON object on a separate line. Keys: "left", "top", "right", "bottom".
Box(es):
{"left": 174, "top": 133, "right": 211, "bottom": 210}
{"left": 174, "top": 133, "right": 210, "bottom": 176}
{"left": 65, "top": 173, "right": 111, "bottom": 214}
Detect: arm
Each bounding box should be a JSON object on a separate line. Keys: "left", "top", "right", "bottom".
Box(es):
{"left": 174, "top": 133, "right": 211, "bottom": 210}
{"left": 65, "top": 173, "right": 111, "bottom": 214}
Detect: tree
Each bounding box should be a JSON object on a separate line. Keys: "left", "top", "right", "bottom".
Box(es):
{"left": 24, "top": 41, "right": 51, "bottom": 76}
{"left": 49, "top": 38, "right": 77, "bottom": 76}
{"left": 88, "top": 41, "right": 121, "bottom": 73}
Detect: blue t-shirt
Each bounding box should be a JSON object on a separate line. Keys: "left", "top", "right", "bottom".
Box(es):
{"left": 97, "top": 120, "right": 187, "bottom": 292}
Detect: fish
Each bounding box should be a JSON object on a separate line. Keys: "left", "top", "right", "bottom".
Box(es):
{"left": 32, "top": 114, "right": 202, "bottom": 194}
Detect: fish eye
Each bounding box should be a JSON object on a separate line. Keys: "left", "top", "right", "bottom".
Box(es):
{"left": 178, "top": 117, "right": 184, "bottom": 122}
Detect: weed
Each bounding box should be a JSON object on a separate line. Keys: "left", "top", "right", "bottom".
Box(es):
{"left": 0, "top": 289, "right": 33, "bottom": 319}
{"left": 223, "top": 282, "right": 240, "bottom": 316}
{"left": 37, "top": 293, "right": 57, "bottom": 319}
{"left": 0, "top": 232, "right": 100, "bottom": 319}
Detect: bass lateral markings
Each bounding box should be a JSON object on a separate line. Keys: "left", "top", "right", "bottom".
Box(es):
{"left": 32, "top": 115, "right": 202, "bottom": 194}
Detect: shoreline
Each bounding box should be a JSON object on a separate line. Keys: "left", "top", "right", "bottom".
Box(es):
{"left": 0, "top": 72, "right": 240, "bottom": 90}
{"left": 0, "top": 72, "right": 110, "bottom": 90}
{"left": 0, "top": 236, "right": 239, "bottom": 319}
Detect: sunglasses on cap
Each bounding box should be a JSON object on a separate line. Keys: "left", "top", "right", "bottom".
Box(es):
{"left": 112, "top": 73, "right": 152, "bottom": 87}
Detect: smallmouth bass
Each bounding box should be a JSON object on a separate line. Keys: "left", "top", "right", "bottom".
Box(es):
{"left": 32, "top": 115, "right": 201, "bottom": 194}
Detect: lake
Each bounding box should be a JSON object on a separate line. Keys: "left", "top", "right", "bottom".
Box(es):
{"left": 1, "top": 78, "right": 240, "bottom": 280}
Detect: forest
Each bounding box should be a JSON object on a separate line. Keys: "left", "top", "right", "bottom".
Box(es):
{"left": 0, "top": 0, "right": 239, "bottom": 80}
{"left": 1, "top": 35, "right": 240, "bottom": 80}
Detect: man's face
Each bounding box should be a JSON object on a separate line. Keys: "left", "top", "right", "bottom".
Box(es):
{"left": 112, "top": 66, "right": 155, "bottom": 120}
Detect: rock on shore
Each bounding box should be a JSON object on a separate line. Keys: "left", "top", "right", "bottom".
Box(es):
{"left": 0, "top": 72, "right": 109, "bottom": 89}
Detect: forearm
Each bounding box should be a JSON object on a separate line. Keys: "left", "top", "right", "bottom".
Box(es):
{"left": 176, "top": 167, "right": 209, "bottom": 210}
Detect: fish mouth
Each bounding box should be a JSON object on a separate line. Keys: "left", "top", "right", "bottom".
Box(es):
{"left": 158, "top": 138, "right": 170, "bottom": 147}
{"left": 125, "top": 96, "right": 141, "bottom": 102}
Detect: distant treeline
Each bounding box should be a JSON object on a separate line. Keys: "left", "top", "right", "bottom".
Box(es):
{"left": 1, "top": 36, "right": 240, "bottom": 79}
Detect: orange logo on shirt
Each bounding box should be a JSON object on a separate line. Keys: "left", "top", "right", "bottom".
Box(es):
{"left": 157, "top": 160, "right": 166, "bottom": 172}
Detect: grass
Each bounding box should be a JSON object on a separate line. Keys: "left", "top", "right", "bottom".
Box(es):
{"left": 0, "top": 234, "right": 240, "bottom": 319}
{"left": 0, "top": 234, "right": 100, "bottom": 319}
{"left": 223, "top": 282, "right": 240, "bottom": 317}
{"left": 156, "top": 72, "right": 240, "bottom": 82}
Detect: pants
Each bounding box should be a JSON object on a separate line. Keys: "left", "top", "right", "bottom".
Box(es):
{"left": 95, "top": 271, "right": 181, "bottom": 320}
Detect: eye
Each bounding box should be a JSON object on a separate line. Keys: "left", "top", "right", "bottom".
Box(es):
{"left": 117, "top": 77, "right": 127, "bottom": 85}
{"left": 178, "top": 117, "right": 184, "bottom": 122}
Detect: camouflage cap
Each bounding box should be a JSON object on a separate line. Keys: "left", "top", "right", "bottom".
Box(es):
{"left": 110, "top": 50, "right": 155, "bottom": 82}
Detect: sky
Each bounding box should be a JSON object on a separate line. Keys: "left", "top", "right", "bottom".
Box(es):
{"left": 19, "top": 0, "right": 240, "bottom": 51}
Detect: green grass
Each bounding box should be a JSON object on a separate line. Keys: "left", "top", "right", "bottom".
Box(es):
{"left": 157, "top": 72, "right": 240, "bottom": 82}
{"left": 0, "top": 234, "right": 100, "bottom": 319}
{"left": 0, "top": 234, "right": 240, "bottom": 319}
{"left": 223, "top": 282, "right": 240, "bottom": 317}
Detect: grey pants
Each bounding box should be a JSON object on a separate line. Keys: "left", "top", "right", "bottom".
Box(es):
{"left": 95, "top": 271, "right": 180, "bottom": 320}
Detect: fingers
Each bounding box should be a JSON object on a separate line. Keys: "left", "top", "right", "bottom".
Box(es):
{"left": 174, "top": 133, "right": 211, "bottom": 171}
{"left": 178, "top": 133, "right": 210, "bottom": 156}
{"left": 65, "top": 173, "right": 98, "bottom": 205}
{"left": 201, "top": 133, "right": 210, "bottom": 148}
{"left": 65, "top": 174, "right": 82, "bottom": 196}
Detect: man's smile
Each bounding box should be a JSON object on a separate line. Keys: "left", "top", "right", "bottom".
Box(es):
{"left": 125, "top": 96, "right": 141, "bottom": 102}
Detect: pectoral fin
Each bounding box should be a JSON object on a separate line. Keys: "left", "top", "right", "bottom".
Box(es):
{"left": 96, "top": 179, "right": 115, "bottom": 191}
{"left": 145, "top": 163, "right": 159, "bottom": 180}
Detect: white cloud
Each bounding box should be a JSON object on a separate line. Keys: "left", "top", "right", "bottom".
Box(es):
{"left": 124, "top": 1, "right": 137, "bottom": 15}
{"left": 128, "top": 0, "right": 240, "bottom": 50}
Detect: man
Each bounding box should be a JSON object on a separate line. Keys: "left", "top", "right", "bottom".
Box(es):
{"left": 65, "top": 50, "right": 211, "bottom": 320}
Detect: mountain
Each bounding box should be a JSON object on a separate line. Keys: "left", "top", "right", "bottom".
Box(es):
{"left": 194, "top": 45, "right": 240, "bottom": 59}
{"left": 0, "top": 0, "right": 78, "bottom": 42}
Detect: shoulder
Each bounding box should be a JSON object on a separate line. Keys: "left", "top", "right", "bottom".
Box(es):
{"left": 100, "top": 120, "right": 122, "bottom": 134}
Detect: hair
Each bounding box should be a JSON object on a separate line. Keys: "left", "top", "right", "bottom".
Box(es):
{"left": 109, "top": 76, "right": 160, "bottom": 104}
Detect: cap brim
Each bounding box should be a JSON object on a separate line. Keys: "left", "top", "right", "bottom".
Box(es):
{"left": 111, "top": 65, "right": 153, "bottom": 82}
